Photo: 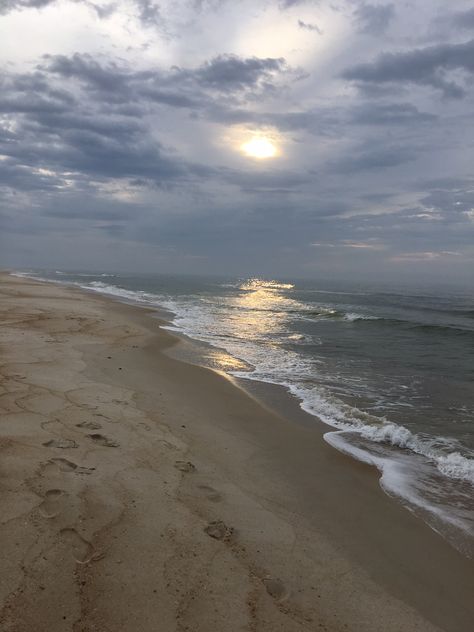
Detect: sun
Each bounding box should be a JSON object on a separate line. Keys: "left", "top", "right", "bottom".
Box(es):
{"left": 241, "top": 136, "right": 278, "bottom": 159}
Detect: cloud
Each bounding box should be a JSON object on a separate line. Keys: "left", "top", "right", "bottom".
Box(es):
{"left": 312, "top": 240, "right": 385, "bottom": 250}
{"left": 0, "top": 0, "right": 156, "bottom": 24}
{"left": 419, "top": 186, "right": 474, "bottom": 218}
{"left": 134, "top": 0, "right": 161, "bottom": 26}
{"left": 278, "top": 0, "right": 310, "bottom": 8}
{"left": 43, "top": 52, "right": 287, "bottom": 101}
{"left": 219, "top": 167, "right": 312, "bottom": 191}
{"left": 0, "top": 0, "right": 56, "bottom": 13}
{"left": 297, "top": 19, "right": 322, "bottom": 34}
{"left": 187, "top": 54, "right": 286, "bottom": 92}
{"left": 0, "top": 66, "right": 196, "bottom": 191}
{"left": 350, "top": 103, "right": 436, "bottom": 125}
{"left": 353, "top": 2, "right": 395, "bottom": 35}
{"left": 451, "top": 8, "right": 474, "bottom": 31}
{"left": 1, "top": 0, "right": 474, "bottom": 282}
{"left": 0, "top": 51, "right": 298, "bottom": 205}
{"left": 342, "top": 39, "right": 474, "bottom": 98}
{"left": 330, "top": 144, "right": 416, "bottom": 173}
{"left": 389, "top": 251, "right": 462, "bottom": 263}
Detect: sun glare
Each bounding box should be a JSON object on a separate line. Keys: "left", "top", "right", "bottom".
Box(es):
{"left": 241, "top": 136, "right": 278, "bottom": 159}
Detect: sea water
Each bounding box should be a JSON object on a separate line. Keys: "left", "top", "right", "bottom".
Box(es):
{"left": 15, "top": 270, "right": 474, "bottom": 556}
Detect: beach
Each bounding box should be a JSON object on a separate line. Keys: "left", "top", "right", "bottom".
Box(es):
{"left": 0, "top": 271, "right": 473, "bottom": 632}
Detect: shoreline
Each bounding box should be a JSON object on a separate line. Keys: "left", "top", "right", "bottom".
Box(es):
{"left": 1, "top": 271, "right": 473, "bottom": 631}
{"left": 26, "top": 269, "right": 473, "bottom": 555}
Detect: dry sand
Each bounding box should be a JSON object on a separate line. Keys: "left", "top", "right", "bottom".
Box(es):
{"left": 0, "top": 272, "right": 473, "bottom": 632}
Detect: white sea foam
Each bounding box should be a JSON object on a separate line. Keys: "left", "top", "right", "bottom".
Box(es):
{"left": 282, "top": 383, "right": 474, "bottom": 486}
{"left": 343, "top": 312, "right": 379, "bottom": 322}
{"left": 325, "top": 431, "right": 474, "bottom": 547}
{"left": 83, "top": 281, "right": 160, "bottom": 305}
{"left": 437, "top": 452, "right": 474, "bottom": 482}
{"left": 10, "top": 271, "right": 39, "bottom": 278}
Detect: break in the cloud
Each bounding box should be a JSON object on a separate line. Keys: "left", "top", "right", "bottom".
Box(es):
{"left": 0, "top": 0, "right": 473, "bottom": 284}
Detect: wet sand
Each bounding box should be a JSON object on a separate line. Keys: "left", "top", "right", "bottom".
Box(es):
{"left": 0, "top": 272, "right": 472, "bottom": 632}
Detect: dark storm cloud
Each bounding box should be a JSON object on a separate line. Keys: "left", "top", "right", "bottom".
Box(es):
{"left": 353, "top": 3, "right": 395, "bottom": 35}
{"left": 342, "top": 39, "right": 474, "bottom": 98}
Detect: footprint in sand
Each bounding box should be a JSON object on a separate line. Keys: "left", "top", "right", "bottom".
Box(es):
{"left": 204, "top": 520, "right": 233, "bottom": 541}
{"left": 174, "top": 460, "right": 196, "bottom": 473}
{"left": 76, "top": 420, "right": 102, "bottom": 430}
{"left": 40, "top": 458, "right": 95, "bottom": 476}
{"left": 197, "top": 484, "right": 222, "bottom": 502}
{"left": 49, "top": 457, "right": 78, "bottom": 472}
{"left": 43, "top": 438, "right": 78, "bottom": 449}
{"left": 88, "top": 433, "right": 119, "bottom": 447}
{"left": 262, "top": 577, "right": 290, "bottom": 603}
{"left": 40, "top": 457, "right": 77, "bottom": 476}
{"left": 59, "top": 528, "right": 101, "bottom": 564}
{"left": 39, "top": 489, "right": 67, "bottom": 518}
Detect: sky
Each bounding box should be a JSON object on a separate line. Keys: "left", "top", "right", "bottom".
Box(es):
{"left": 0, "top": 0, "right": 473, "bottom": 284}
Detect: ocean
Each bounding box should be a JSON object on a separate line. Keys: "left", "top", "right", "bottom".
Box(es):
{"left": 14, "top": 270, "right": 474, "bottom": 556}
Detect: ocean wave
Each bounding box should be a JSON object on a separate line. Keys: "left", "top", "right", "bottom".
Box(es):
{"left": 437, "top": 452, "right": 474, "bottom": 482}
{"left": 10, "top": 271, "right": 40, "bottom": 278}
{"left": 238, "top": 375, "right": 474, "bottom": 487}
{"left": 358, "top": 423, "right": 474, "bottom": 485}
{"left": 324, "top": 431, "right": 474, "bottom": 547}
{"left": 317, "top": 312, "right": 473, "bottom": 334}
{"left": 82, "top": 281, "right": 162, "bottom": 306}
{"left": 343, "top": 312, "right": 380, "bottom": 322}
{"left": 286, "top": 333, "right": 308, "bottom": 342}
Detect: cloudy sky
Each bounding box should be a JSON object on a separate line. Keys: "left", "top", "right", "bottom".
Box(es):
{"left": 1, "top": 0, "right": 473, "bottom": 284}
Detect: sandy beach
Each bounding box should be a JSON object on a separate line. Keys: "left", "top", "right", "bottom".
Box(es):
{"left": 0, "top": 271, "right": 472, "bottom": 632}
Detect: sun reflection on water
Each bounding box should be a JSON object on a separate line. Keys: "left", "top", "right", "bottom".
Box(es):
{"left": 221, "top": 278, "right": 301, "bottom": 344}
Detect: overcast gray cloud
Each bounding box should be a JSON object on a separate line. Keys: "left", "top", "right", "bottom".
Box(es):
{"left": 451, "top": 7, "right": 474, "bottom": 30}
{"left": 0, "top": 0, "right": 473, "bottom": 283}
{"left": 343, "top": 38, "right": 474, "bottom": 98}
{"left": 0, "top": 0, "right": 55, "bottom": 12}
{"left": 353, "top": 2, "right": 395, "bottom": 35}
